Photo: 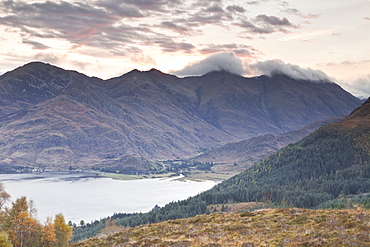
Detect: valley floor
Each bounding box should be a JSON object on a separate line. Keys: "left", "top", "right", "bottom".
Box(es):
{"left": 72, "top": 208, "right": 370, "bottom": 246}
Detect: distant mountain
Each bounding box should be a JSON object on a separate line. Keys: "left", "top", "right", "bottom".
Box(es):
{"left": 0, "top": 62, "right": 362, "bottom": 172}
{"left": 191, "top": 116, "right": 344, "bottom": 173}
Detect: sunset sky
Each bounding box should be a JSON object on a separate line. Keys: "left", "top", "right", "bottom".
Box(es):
{"left": 0, "top": 0, "right": 369, "bottom": 98}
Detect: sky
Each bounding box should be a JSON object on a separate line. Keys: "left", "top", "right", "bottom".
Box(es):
{"left": 0, "top": 0, "right": 369, "bottom": 98}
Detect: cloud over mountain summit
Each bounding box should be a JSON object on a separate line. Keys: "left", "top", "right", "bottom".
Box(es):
{"left": 173, "top": 53, "right": 331, "bottom": 83}
{"left": 250, "top": 59, "right": 332, "bottom": 82}
{"left": 172, "top": 52, "right": 247, "bottom": 77}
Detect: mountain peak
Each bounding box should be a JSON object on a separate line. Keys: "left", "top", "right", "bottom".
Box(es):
{"left": 0, "top": 62, "right": 59, "bottom": 82}
{"left": 116, "top": 68, "right": 172, "bottom": 79}
{"left": 19, "top": 61, "right": 62, "bottom": 72}
{"left": 5, "top": 61, "right": 53, "bottom": 75}
{"left": 1, "top": 62, "right": 76, "bottom": 81}
{"left": 129, "top": 69, "right": 141, "bottom": 73}
{"left": 148, "top": 68, "right": 163, "bottom": 73}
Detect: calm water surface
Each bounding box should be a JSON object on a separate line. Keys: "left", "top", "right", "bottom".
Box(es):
{"left": 0, "top": 173, "right": 217, "bottom": 223}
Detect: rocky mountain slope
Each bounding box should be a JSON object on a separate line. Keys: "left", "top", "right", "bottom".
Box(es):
{"left": 0, "top": 62, "right": 362, "bottom": 172}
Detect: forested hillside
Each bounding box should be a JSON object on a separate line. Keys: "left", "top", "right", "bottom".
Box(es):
{"left": 204, "top": 127, "right": 368, "bottom": 207}
{"left": 72, "top": 98, "right": 370, "bottom": 242}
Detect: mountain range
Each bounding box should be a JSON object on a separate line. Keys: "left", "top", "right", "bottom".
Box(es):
{"left": 0, "top": 62, "right": 362, "bottom": 172}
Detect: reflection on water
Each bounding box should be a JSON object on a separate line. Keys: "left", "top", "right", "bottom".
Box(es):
{"left": 0, "top": 173, "right": 217, "bottom": 223}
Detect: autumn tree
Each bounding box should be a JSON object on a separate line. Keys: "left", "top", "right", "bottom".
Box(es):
{"left": 3, "top": 196, "right": 41, "bottom": 247}
{"left": 0, "top": 185, "right": 73, "bottom": 246}
{"left": 5, "top": 197, "right": 28, "bottom": 222}
{"left": 54, "top": 213, "right": 72, "bottom": 247}
{"left": 41, "top": 217, "right": 56, "bottom": 247}
{"left": 8, "top": 211, "right": 40, "bottom": 247}
{"left": 3, "top": 196, "right": 29, "bottom": 232}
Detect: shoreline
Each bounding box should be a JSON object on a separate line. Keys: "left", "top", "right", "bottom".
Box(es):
{"left": 1, "top": 171, "right": 218, "bottom": 223}
{"left": 0, "top": 169, "right": 231, "bottom": 183}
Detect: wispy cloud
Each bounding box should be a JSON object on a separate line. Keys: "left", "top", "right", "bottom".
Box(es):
{"left": 154, "top": 39, "right": 195, "bottom": 53}
{"left": 283, "top": 8, "right": 319, "bottom": 19}
{"left": 281, "top": 29, "right": 333, "bottom": 41}
{"left": 158, "top": 21, "right": 199, "bottom": 35}
{"left": 256, "top": 14, "right": 293, "bottom": 26}
{"left": 22, "top": 39, "right": 50, "bottom": 50}
{"left": 199, "top": 43, "right": 258, "bottom": 58}
{"left": 235, "top": 14, "right": 297, "bottom": 34}
{"left": 226, "top": 5, "right": 245, "bottom": 13}
{"left": 95, "top": 1, "right": 144, "bottom": 17}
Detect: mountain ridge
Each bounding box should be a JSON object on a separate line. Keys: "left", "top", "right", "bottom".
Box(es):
{"left": 0, "top": 62, "right": 363, "bottom": 172}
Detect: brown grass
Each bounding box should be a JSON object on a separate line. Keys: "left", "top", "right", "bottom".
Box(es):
{"left": 72, "top": 208, "right": 370, "bottom": 246}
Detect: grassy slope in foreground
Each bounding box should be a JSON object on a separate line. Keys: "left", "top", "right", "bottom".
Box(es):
{"left": 73, "top": 208, "right": 370, "bottom": 247}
